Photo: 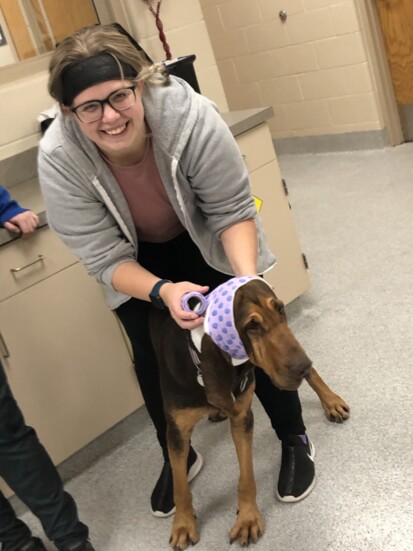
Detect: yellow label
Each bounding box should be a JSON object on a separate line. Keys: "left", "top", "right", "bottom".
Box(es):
{"left": 253, "top": 195, "right": 263, "bottom": 212}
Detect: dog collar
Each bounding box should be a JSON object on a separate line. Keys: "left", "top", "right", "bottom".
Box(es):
{"left": 204, "top": 276, "right": 260, "bottom": 361}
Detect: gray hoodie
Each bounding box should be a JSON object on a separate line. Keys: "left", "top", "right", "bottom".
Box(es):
{"left": 38, "top": 77, "right": 276, "bottom": 309}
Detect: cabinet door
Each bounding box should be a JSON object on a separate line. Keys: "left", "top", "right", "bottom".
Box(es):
{"left": 0, "top": 263, "right": 143, "bottom": 470}
{"left": 249, "top": 160, "right": 311, "bottom": 304}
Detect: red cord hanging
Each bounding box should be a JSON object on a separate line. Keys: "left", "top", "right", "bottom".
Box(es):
{"left": 143, "top": 0, "right": 172, "bottom": 60}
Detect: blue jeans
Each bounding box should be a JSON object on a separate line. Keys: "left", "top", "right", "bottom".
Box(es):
{"left": 0, "top": 361, "right": 88, "bottom": 550}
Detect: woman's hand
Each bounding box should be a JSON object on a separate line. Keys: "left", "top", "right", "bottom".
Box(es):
{"left": 160, "top": 281, "right": 209, "bottom": 330}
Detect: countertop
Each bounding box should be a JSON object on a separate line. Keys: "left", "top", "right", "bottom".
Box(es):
{"left": 0, "top": 106, "right": 274, "bottom": 248}
{"left": 221, "top": 106, "right": 274, "bottom": 137}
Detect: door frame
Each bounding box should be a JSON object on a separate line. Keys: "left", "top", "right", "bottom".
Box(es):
{"left": 356, "top": 0, "right": 403, "bottom": 145}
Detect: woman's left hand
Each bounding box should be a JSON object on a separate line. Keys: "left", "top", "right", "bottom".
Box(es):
{"left": 160, "top": 281, "right": 209, "bottom": 329}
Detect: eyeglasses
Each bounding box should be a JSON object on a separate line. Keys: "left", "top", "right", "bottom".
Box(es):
{"left": 71, "top": 86, "right": 136, "bottom": 123}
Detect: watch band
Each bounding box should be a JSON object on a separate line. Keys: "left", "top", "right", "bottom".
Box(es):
{"left": 149, "top": 279, "right": 171, "bottom": 309}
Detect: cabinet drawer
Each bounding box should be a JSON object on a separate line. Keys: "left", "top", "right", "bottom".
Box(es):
{"left": 235, "top": 123, "right": 276, "bottom": 173}
{"left": 0, "top": 226, "right": 77, "bottom": 301}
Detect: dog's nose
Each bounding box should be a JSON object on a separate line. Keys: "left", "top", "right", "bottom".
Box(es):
{"left": 288, "top": 354, "right": 312, "bottom": 379}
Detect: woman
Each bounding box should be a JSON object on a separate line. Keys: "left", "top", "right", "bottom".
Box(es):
{"left": 38, "top": 24, "right": 315, "bottom": 518}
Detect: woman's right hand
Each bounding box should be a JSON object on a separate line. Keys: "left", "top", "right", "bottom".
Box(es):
{"left": 160, "top": 281, "right": 209, "bottom": 330}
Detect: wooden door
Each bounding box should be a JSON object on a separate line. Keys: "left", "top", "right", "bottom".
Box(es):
{"left": 375, "top": 0, "right": 413, "bottom": 104}
{"left": 0, "top": 0, "right": 36, "bottom": 59}
{"left": 41, "top": 0, "right": 98, "bottom": 44}
{"left": 0, "top": 0, "right": 98, "bottom": 61}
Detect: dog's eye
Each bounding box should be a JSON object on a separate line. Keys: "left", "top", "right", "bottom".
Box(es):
{"left": 245, "top": 319, "right": 261, "bottom": 332}
{"left": 273, "top": 300, "right": 286, "bottom": 318}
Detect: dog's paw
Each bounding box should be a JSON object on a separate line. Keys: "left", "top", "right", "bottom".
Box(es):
{"left": 170, "top": 515, "right": 199, "bottom": 550}
{"left": 323, "top": 395, "right": 350, "bottom": 423}
{"left": 229, "top": 509, "right": 264, "bottom": 546}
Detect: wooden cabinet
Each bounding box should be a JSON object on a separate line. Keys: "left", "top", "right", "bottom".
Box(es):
{"left": 235, "top": 123, "right": 311, "bottom": 304}
{"left": 0, "top": 229, "right": 143, "bottom": 496}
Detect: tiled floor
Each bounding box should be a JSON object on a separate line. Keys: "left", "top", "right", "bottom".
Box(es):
{"left": 15, "top": 144, "right": 413, "bottom": 550}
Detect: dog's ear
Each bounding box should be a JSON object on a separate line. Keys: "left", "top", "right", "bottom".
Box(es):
{"left": 200, "top": 334, "right": 237, "bottom": 415}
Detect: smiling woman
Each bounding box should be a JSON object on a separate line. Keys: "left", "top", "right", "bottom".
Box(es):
{"left": 0, "top": 0, "right": 98, "bottom": 65}
{"left": 37, "top": 22, "right": 316, "bottom": 522}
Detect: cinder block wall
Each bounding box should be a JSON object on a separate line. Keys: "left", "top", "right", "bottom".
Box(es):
{"left": 121, "top": 0, "right": 228, "bottom": 110}
{"left": 200, "top": 0, "right": 384, "bottom": 141}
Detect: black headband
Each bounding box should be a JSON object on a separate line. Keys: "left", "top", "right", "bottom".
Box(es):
{"left": 61, "top": 53, "right": 138, "bottom": 105}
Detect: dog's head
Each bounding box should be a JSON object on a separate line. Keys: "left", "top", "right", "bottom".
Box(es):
{"left": 233, "top": 279, "right": 311, "bottom": 390}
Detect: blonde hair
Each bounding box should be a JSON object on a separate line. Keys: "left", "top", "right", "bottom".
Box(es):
{"left": 48, "top": 24, "right": 168, "bottom": 103}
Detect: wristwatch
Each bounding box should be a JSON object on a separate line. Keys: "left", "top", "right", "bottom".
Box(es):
{"left": 149, "top": 279, "right": 171, "bottom": 309}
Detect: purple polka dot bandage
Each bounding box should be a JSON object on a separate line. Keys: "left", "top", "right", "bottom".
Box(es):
{"left": 203, "top": 276, "right": 259, "bottom": 361}
{"left": 181, "top": 292, "right": 208, "bottom": 315}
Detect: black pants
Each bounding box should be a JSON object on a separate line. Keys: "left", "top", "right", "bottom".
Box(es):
{"left": 0, "top": 361, "right": 88, "bottom": 551}
{"left": 116, "top": 231, "right": 306, "bottom": 460}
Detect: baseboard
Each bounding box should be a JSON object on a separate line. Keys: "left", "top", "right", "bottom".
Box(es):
{"left": 274, "top": 129, "right": 388, "bottom": 155}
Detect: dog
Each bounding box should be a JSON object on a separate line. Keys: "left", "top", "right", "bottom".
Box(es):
{"left": 149, "top": 277, "right": 349, "bottom": 549}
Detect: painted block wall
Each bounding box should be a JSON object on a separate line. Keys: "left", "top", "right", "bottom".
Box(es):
{"left": 117, "top": 0, "right": 228, "bottom": 111}
{"left": 200, "top": 0, "right": 384, "bottom": 140}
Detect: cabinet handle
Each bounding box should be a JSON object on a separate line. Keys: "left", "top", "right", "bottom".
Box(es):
{"left": 10, "top": 254, "right": 45, "bottom": 273}
{"left": 0, "top": 331, "right": 10, "bottom": 358}
{"left": 241, "top": 154, "right": 247, "bottom": 159}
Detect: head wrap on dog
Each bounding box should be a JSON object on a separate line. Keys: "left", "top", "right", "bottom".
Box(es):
{"left": 61, "top": 53, "right": 138, "bottom": 105}
{"left": 204, "top": 276, "right": 261, "bottom": 361}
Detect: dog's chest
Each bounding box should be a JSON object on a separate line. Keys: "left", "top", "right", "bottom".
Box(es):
{"left": 188, "top": 325, "right": 252, "bottom": 398}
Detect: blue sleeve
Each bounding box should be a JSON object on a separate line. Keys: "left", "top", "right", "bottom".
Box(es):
{"left": 0, "top": 185, "right": 27, "bottom": 225}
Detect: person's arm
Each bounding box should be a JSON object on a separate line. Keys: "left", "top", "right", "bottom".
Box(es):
{"left": 0, "top": 185, "right": 39, "bottom": 234}
{"left": 180, "top": 96, "right": 258, "bottom": 239}
{"left": 220, "top": 219, "right": 258, "bottom": 276}
{"left": 112, "top": 261, "right": 209, "bottom": 329}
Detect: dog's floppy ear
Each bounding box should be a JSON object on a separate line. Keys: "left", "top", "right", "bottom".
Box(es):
{"left": 200, "top": 334, "right": 237, "bottom": 415}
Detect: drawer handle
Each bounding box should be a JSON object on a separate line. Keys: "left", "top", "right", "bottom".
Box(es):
{"left": 0, "top": 331, "right": 10, "bottom": 358}
{"left": 10, "top": 254, "right": 45, "bottom": 273}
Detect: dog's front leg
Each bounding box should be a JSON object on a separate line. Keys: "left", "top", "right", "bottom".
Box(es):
{"left": 229, "top": 390, "right": 264, "bottom": 546}
{"left": 306, "top": 367, "right": 350, "bottom": 422}
{"left": 167, "top": 410, "right": 201, "bottom": 551}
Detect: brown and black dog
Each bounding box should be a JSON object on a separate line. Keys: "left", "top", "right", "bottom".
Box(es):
{"left": 149, "top": 278, "right": 349, "bottom": 550}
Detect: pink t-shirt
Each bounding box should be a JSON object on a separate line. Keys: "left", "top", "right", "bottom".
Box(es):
{"left": 105, "top": 140, "right": 184, "bottom": 242}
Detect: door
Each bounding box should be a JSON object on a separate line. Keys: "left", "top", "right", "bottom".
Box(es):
{"left": 0, "top": 0, "right": 98, "bottom": 61}
{"left": 375, "top": 0, "right": 413, "bottom": 139}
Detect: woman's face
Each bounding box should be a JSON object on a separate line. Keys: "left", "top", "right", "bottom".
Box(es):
{"left": 70, "top": 79, "right": 145, "bottom": 164}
